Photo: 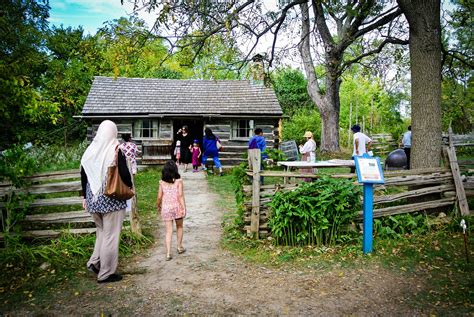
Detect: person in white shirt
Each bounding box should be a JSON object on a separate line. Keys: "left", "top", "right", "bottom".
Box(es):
{"left": 350, "top": 124, "right": 372, "bottom": 173}
{"left": 401, "top": 125, "right": 412, "bottom": 169}
{"left": 299, "top": 131, "right": 317, "bottom": 182}
{"left": 351, "top": 125, "right": 372, "bottom": 157}
{"left": 299, "top": 131, "right": 317, "bottom": 162}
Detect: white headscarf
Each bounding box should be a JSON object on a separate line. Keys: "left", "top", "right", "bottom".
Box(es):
{"left": 81, "top": 120, "right": 119, "bottom": 198}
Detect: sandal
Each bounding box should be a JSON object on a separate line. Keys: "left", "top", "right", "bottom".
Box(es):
{"left": 166, "top": 254, "right": 172, "bottom": 261}
{"left": 177, "top": 247, "right": 186, "bottom": 254}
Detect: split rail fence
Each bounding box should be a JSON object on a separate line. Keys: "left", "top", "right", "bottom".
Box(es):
{"left": 245, "top": 130, "right": 472, "bottom": 238}
{"left": 0, "top": 169, "right": 141, "bottom": 240}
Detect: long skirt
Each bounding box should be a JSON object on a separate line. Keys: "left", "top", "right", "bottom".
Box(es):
{"left": 301, "top": 153, "right": 315, "bottom": 182}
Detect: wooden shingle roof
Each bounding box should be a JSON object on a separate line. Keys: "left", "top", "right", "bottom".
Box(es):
{"left": 82, "top": 76, "right": 282, "bottom": 116}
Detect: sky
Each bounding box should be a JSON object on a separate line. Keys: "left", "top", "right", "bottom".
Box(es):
{"left": 48, "top": 0, "right": 157, "bottom": 35}
{"left": 47, "top": 0, "right": 295, "bottom": 66}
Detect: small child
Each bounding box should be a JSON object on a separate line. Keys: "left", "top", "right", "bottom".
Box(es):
{"left": 191, "top": 140, "right": 201, "bottom": 172}
{"left": 156, "top": 161, "right": 186, "bottom": 261}
{"left": 174, "top": 140, "right": 181, "bottom": 165}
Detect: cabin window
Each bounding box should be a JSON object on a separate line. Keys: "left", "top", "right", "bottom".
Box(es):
{"left": 231, "top": 119, "right": 254, "bottom": 139}
{"left": 134, "top": 119, "right": 159, "bottom": 139}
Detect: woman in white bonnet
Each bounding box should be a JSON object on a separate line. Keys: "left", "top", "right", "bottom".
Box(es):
{"left": 80, "top": 120, "right": 133, "bottom": 283}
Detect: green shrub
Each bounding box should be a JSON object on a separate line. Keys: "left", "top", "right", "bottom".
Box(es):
{"left": 373, "top": 213, "right": 430, "bottom": 239}
{"left": 281, "top": 108, "right": 321, "bottom": 145}
{"left": 0, "top": 144, "right": 37, "bottom": 236}
{"left": 28, "top": 140, "right": 88, "bottom": 172}
{"left": 269, "top": 177, "right": 360, "bottom": 246}
{"left": 229, "top": 164, "right": 249, "bottom": 231}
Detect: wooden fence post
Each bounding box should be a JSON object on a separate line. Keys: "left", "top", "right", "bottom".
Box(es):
{"left": 248, "top": 149, "right": 261, "bottom": 239}
{"left": 446, "top": 127, "right": 470, "bottom": 216}
{"left": 128, "top": 162, "right": 142, "bottom": 236}
{"left": 130, "top": 194, "right": 142, "bottom": 235}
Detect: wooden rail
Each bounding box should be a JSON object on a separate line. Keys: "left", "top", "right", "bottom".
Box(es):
{"left": 242, "top": 163, "right": 463, "bottom": 237}
{"left": 0, "top": 169, "right": 142, "bottom": 239}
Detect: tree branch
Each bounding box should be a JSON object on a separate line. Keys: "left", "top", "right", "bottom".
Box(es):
{"left": 299, "top": 2, "right": 323, "bottom": 106}
{"left": 340, "top": 37, "right": 409, "bottom": 75}
{"left": 353, "top": 7, "right": 403, "bottom": 39}
{"left": 441, "top": 46, "right": 474, "bottom": 69}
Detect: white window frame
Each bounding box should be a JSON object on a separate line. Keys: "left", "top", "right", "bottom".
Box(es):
{"left": 231, "top": 119, "right": 254, "bottom": 140}
{"left": 133, "top": 119, "right": 159, "bottom": 139}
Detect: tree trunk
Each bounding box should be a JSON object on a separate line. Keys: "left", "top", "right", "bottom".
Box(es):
{"left": 398, "top": 0, "right": 442, "bottom": 169}
{"left": 318, "top": 74, "right": 341, "bottom": 152}
{"left": 320, "top": 108, "right": 340, "bottom": 152}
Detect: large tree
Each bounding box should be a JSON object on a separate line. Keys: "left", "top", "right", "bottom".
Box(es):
{"left": 397, "top": 0, "right": 442, "bottom": 169}
{"left": 133, "top": 0, "right": 407, "bottom": 151}
{"left": 0, "top": 0, "right": 50, "bottom": 147}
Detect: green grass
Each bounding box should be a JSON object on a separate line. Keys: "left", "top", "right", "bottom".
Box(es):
{"left": 0, "top": 168, "right": 161, "bottom": 310}
{"left": 210, "top": 171, "right": 474, "bottom": 313}
{"left": 135, "top": 167, "right": 161, "bottom": 216}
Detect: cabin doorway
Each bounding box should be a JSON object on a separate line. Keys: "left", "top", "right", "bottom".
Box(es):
{"left": 172, "top": 119, "right": 204, "bottom": 159}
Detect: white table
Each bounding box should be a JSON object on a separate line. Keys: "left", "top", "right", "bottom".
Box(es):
{"left": 277, "top": 159, "right": 355, "bottom": 183}
{"left": 277, "top": 159, "right": 355, "bottom": 171}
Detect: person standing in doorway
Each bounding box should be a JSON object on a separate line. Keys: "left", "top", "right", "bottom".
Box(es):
{"left": 176, "top": 126, "right": 193, "bottom": 172}
{"left": 191, "top": 140, "right": 201, "bottom": 172}
{"left": 402, "top": 125, "right": 412, "bottom": 169}
{"left": 174, "top": 140, "right": 181, "bottom": 166}
{"left": 81, "top": 120, "right": 133, "bottom": 283}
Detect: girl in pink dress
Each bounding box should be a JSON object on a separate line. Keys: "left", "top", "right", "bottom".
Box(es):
{"left": 157, "top": 161, "right": 187, "bottom": 260}
{"left": 191, "top": 140, "right": 201, "bottom": 172}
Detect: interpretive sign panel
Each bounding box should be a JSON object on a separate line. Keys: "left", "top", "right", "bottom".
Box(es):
{"left": 354, "top": 156, "right": 384, "bottom": 184}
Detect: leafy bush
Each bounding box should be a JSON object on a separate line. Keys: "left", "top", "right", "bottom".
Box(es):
{"left": 28, "top": 140, "right": 88, "bottom": 172}
{"left": 229, "top": 164, "right": 250, "bottom": 231}
{"left": 0, "top": 144, "right": 37, "bottom": 236}
{"left": 373, "top": 213, "right": 430, "bottom": 239}
{"left": 281, "top": 108, "right": 321, "bottom": 146}
{"left": 269, "top": 177, "right": 360, "bottom": 246}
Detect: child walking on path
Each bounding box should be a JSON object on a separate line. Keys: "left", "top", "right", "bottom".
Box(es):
{"left": 174, "top": 141, "right": 181, "bottom": 165}
{"left": 157, "top": 161, "right": 187, "bottom": 261}
{"left": 191, "top": 140, "right": 201, "bottom": 172}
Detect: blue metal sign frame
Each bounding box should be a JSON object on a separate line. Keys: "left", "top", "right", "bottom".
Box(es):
{"left": 353, "top": 155, "right": 385, "bottom": 184}
{"left": 353, "top": 153, "right": 385, "bottom": 254}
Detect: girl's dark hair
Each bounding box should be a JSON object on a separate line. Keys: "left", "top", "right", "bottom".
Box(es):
{"left": 122, "top": 133, "right": 131, "bottom": 142}
{"left": 161, "top": 160, "right": 181, "bottom": 183}
{"left": 204, "top": 127, "right": 215, "bottom": 139}
{"left": 182, "top": 125, "right": 189, "bottom": 133}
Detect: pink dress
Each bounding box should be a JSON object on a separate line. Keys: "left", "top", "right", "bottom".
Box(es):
{"left": 160, "top": 180, "right": 186, "bottom": 221}
{"left": 191, "top": 147, "right": 201, "bottom": 166}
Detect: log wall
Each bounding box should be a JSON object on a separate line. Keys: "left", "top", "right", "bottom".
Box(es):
{"left": 86, "top": 117, "right": 280, "bottom": 168}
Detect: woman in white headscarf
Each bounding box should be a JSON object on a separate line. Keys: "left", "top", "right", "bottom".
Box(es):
{"left": 80, "top": 120, "right": 133, "bottom": 283}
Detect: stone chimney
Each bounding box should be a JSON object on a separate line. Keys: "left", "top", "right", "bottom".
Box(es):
{"left": 250, "top": 53, "right": 266, "bottom": 85}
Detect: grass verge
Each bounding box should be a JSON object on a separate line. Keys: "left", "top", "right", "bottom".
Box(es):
{"left": 0, "top": 167, "right": 161, "bottom": 311}
{"left": 209, "top": 171, "right": 474, "bottom": 314}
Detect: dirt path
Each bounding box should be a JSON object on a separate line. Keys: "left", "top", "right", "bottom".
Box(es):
{"left": 14, "top": 170, "right": 425, "bottom": 315}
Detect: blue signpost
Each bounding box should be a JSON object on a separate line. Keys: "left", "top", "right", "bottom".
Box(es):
{"left": 353, "top": 153, "right": 385, "bottom": 254}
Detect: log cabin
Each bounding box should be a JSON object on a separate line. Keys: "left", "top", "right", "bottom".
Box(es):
{"left": 79, "top": 76, "right": 283, "bottom": 167}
